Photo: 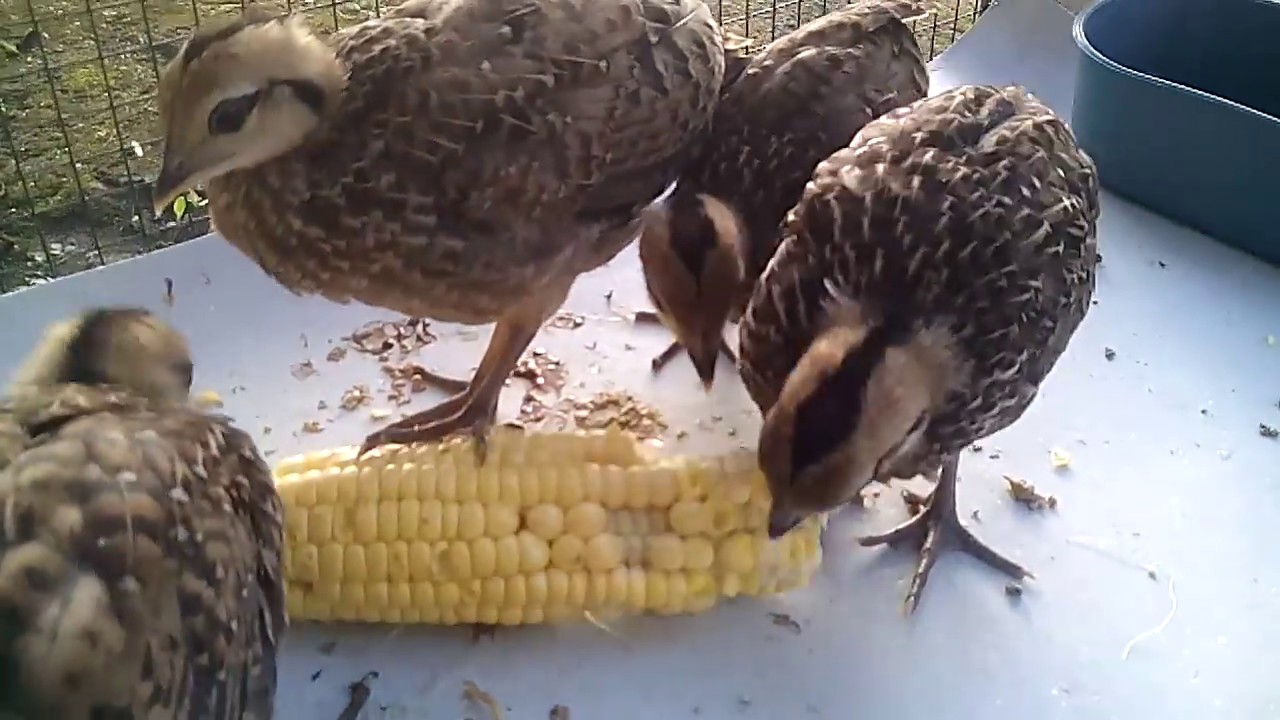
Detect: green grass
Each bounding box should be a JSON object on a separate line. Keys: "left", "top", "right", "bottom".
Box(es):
{"left": 0, "top": 0, "right": 984, "bottom": 292}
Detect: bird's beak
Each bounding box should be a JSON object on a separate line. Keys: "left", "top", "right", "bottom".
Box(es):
{"left": 688, "top": 347, "right": 717, "bottom": 390}
{"left": 152, "top": 153, "right": 187, "bottom": 216}
{"left": 767, "top": 504, "right": 803, "bottom": 539}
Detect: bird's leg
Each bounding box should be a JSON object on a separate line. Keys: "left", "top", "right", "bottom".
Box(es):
{"left": 857, "top": 453, "right": 1032, "bottom": 614}
{"left": 360, "top": 303, "right": 551, "bottom": 464}
{"left": 631, "top": 310, "right": 738, "bottom": 375}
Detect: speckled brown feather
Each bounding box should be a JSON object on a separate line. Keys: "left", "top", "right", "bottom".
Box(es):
{"left": 674, "top": 0, "right": 928, "bottom": 318}
{"left": 739, "top": 85, "right": 1099, "bottom": 468}
{"left": 0, "top": 385, "right": 283, "bottom": 720}
{"left": 166, "top": 0, "right": 725, "bottom": 325}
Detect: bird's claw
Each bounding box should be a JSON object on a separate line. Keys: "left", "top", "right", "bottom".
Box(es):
{"left": 359, "top": 394, "right": 495, "bottom": 464}
{"left": 858, "top": 480, "right": 1031, "bottom": 614}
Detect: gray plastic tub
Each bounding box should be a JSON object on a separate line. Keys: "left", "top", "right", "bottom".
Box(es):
{"left": 1071, "top": 0, "right": 1280, "bottom": 266}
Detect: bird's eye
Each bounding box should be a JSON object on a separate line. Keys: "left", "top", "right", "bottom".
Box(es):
{"left": 174, "top": 359, "right": 194, "bottom": 390}
{"left": 208, "top": 91, "right": 261, "bottom": 135}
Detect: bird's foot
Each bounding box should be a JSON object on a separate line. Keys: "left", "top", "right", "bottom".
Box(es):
{"left": 632, "top": 310, "right": 738, "bottom": 376}
{"left": 858, "top": 480, "right": 1031, "bottom": 614}
{"left": 359, "top": 391, "right": 496, "bottom": 465}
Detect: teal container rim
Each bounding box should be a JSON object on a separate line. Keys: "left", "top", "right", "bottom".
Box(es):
{"left": 1071, "top": 0, "right": 1280, "bottom": 127}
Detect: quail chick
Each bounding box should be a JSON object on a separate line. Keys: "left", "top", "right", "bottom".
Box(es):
{"left": 150, "top": 0, "right": 727, "bottom": 461}
{"left": 636, "top": 0, "right": 928, "bottom": 387}
{"left": 739, "top": 85, "right": 1100, "bottom": 612}
{"left": 0, "top": 307, "right": 284, "bottom": 719}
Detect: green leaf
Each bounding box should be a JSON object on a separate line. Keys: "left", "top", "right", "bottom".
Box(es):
{"left": 172, "top": 194, "right": 187, "bottom": 220}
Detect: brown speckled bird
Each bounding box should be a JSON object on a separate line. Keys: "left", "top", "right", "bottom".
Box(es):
{"left": 0, "top": 307, "right": 284, "bottom": 719}
{"left": 636, "top": 0, "right": 929, "bottom": 387}
{"left": 150, "top": 0, "right": 727, "bottom": 460}
{"left": 741, "top": 85, "right": 1100, "bottom": 612}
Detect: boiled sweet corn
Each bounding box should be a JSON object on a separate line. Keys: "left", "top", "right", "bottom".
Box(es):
{"left": 273, "top": 425, "right": 825, "bottom": 626}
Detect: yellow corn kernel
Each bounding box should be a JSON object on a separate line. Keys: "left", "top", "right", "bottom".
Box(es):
{"left": 645, "top": 534, "right": 684, "bottom": 571}
{"left": 275, "top": 428, "right": 825, "bottom": 625}
{"left": 527, "top": 504, "right": 564, "bottom": 540}
{"left": 669, "top": 500, "right": 710, "bottom": 535}
{"left": 550, "top": 535, "right": 585, "bottom": 570}
{"left": 565, "top": 503, "right": 606, "bottom": 538}
{"left": 441, "top": 502, "right": 460, "bottom": 539}
{"left": 354, "top": 505, "right": 377, "bottom": 543}
{"left": 308, "top": 506, "right": 334, "bottom": 544}
{"left": 419, "top": 499, "right": 443, "bottom": 541}
{"left": 494, "top": 535, "right": 520, "bottom": 577}
{"left": 459, "top": 501, "right": 485, "bottom": 540}
{"left": 366, "top": 543, "right": 389, "bottom": 583}
{"left": 388, "top": 541, "right": 410, "bottom": 582}
{"left": 436, "top": 462, "right": 457, "bottom": 501}
{"left": 472, "top": 537, "right": 497, "bottom": 578}
{"left": 377, "top": 500, "right": 399, "bottom": 542}
{"left": 447, "top": 541, "right": 472, "bottom": 579}
{"left": 517, "top": 531, "right": 550, "bottom": 572}
{"left": 486, "top": 505, "right": 520, "bottom": 538}
{"left": 477, "top": 467, "right": 501, "bottom": 504}
{"left": 343, "top": 545, "right": 367, "bottom": 583}
{"left": 584, "top": 534, "right": 623, "bottom": 572}
{"left": 285, "top": 510, "right": 307, "bottom": 545}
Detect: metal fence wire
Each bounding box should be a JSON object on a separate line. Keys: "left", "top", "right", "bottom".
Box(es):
{"left": 0, "top": 0, "right": 990, "bottom": 293}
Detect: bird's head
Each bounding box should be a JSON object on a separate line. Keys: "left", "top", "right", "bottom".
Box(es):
{"left": 758, "top": 301, "right": 959, "bottom": 538}
{"left": 152, "top": 7, "right": 345, "bottom": 215}
{"left": 638, "top": 190, "right": 746, "bottom": 389}
{"left": 9, "top": 307, "right": 195, "bottom": 407}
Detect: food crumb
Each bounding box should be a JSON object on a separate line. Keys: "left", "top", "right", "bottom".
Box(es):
{"left": 1049, "top": 448, "right": 1072, "bottom": 470}
{"left": 193, "top": 390, "right": 223, "bottom": 409}
{"left": 317, "top": 400, "right": 328, "bottom": 410}
{"left": 768, "top": 612, "right": 802, "bottom": 634}
{"left": 370, "top": 408, "right": 392, "bottom": 420}
{"left": 347, "top": 317, "right": 437, "bottom": 356}
{"left": 902, "top": 488, "right": 929, "bottom": 516}
{"left": 462, "top": 680, "right": 504, "bottom": 720}
{"left": 566, "top": 390, "right": 668, "bottom": 441}
{"left": 512, "top": 348, "right": 568, "bottom": 394}
{"left": 549, "top": 705, "right": 571, "bottom": 720}
{"left": 340, "top": 385, "right": 373, "bottom": 411}
{"left": 301, "top": 420, "right": 324, "bottom": 434}
{"left": 290, "top": 360, "right": 318, "bottom": 381}
{"left": 1004, "top": 581, "right": 1024, "bottom": 598}
{"left": 1260, "top": 423, "right": 1278, "bottom": 439}
{"left": 1004, "top": 475, "right": 1058, "bottom": 510}
{"left": 547, "top": 311, "right": 585, "bottom": 330}
{"left": 163, "top": 277, "right": 175, "bottom": 306}
{"left": 1104, "top": 347, "right": 1116, "bottom": 361}
{"left": 326, "top": 346, "right": 348, "bottom": 363}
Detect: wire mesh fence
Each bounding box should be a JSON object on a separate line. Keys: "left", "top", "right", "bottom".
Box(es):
{"left": 0, "top": 0, "right": 990, "bottom": 293}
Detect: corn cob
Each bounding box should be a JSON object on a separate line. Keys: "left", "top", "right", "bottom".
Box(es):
{"left": 273, "top": 426, "right": 825, "bottom": 626}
